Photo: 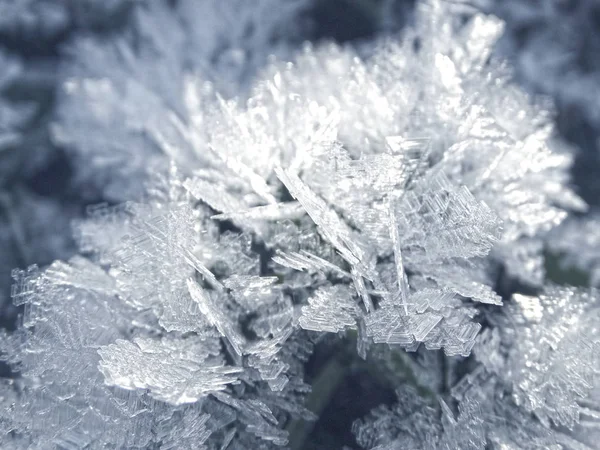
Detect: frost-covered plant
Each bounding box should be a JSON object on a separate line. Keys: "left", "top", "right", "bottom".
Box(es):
{"left": 0, "top": 0, "right": 595, "bottom": 448}
{"left": 353, "top": 286, "right": 600, "bottom": 449}
{"left": 52, "top": 0, "right": 311, "bottom": 200}
{"left": 1, "top": 166, "right": 315, "bottom": 448}
{"left": 354, "top": 372, "right": 599, "bottom": 449}
{"left": 52, "top": 0, "right": 584, "bottom": 284}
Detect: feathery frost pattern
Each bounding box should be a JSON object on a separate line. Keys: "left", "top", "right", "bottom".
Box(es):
{"left": 476, "top": 287, "right": 600, "bottom": 430}
{"left": 0, "top": 0, "right": 595, "bottom": 448}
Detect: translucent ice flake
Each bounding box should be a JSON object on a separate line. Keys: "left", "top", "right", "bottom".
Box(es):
{"left": 272, "top": 249, "right": 351, "bottom": 278}
{"left": 442, "top": 125, "right": 585, "bottom": 285}
{"left": 157, "top": 410, "right": 212, "bottom": 450}
{"left": 476, "top": 287, "right": 600, "bottom": 429}
{"left": 98, "top": 336, "right": 242, "bottom": 405}
{"left": 418, "top": 263, "right": 502, "bottom": 305}
{"left": 184, "top": 177, "right": 249, "bottom": 215}
{"left": 187, "top": 279, "right": 246, "bottom": 356}
{"left": 389, "top": 192, "right": 411, "bottom": 313}
{"left": 393, "top": 170, "right": 502, "bottom": 265}
{"left": 299, "top": 285, "right": 360, "bottom": 333}
{"left": 53, "top": 0, "right": 309, "bottom": 200}
{"left": 275, "top": 166, "right": 372, "bottom": 273}
{"left": 224, "top": 275, "right": 281, "bottom": 311}
{"left": 366, "top": 288, "right": 481, "bottom": 356}
{"left": 211, "top": 202, "right": 305, "bottom": 222}
{"left": 437, "top": 397, "right": 486, "bottom": 450}
{"left": 212, "top": 392, "right": 288, "bottom": 446}
{"left": 112, "top": 202, "right": 224, "bottom": 307}
{"left": 43, "top": 256, "right": 118, "bottom": 296}
{"left": 73, "top": 203, "right": 132, "bottom": 263}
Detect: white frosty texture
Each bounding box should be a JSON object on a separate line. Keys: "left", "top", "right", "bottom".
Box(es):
{"left": 299, "top": 285, "right": 361, "bottom": 333}
{"left": 476, "top": 287, "right": 600, "bottom": 430}
{"left": 52, "top": 0, "right": 309, "bottom": 200}
{"left": 0, "top": 0, "right": 593, "bottom": 448}
{"left": 53, "top": 0, "right": 583, "bottom": 287}
{"left": 275, "top": 154, "right": 500, "bottom": 355}
{"left": 1, "top": 258, "right": 161, "bottom": 449}
{"left": 0, "top": 168, "right": 315, "bottom": 448}
{"left": 0, "top": 138, "right": 503, "bottom": 444}
{"left": 259, "top": 3, "right": 584, "bottom": 286}
{"left": 355, "top": 371, "right": 598, "bottom": 450}
{"left": 353, "top": 385, "right": 486, "bottom": 450}
{"left": 98, "top": 336, "right": 242, "bottom": 405}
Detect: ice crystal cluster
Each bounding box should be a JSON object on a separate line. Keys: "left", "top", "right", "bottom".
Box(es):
{"left": 52, "top": 0, "right": 310, "bottom": 200}
{"left": 0, "top": 0, "right": 597, "bottom": 449}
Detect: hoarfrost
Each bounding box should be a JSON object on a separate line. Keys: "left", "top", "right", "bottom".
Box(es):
{"left": 0, "top": 0, "right": 594, "bottom": 448}
{"left": 299, "top": 285, "right": 361, "bottom": 333}
{"left": 52, "top": 0, "right": 309, "bottom": 200}
{"left": 476, "top": 287, "right": 600, "bottom": 429}
{"left": 98, "top": 336, "right": 242, "bottom": 405}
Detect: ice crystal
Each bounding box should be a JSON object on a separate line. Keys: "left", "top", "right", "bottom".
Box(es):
{"left": 476, "top": 287, "right": 600, "bottom": 429}
{"left": 0, "top": 170, "right": 314, "bottom": 447}
{"left": 299, "top": 285, "right": 361, "bottom": 333}
{"left": 52, "top": 0, "right": 310, "bottom": 200}
{"left": 353, "top": 385, "right": 485, "bottom": 450}
{"left": 258, "top": 1, "right": 583, "bottom": 285}
{"left": 275, "top": 154, "right": 500, "bottom": 355}
{"left": 53, "top": 0, "right": 582, "bottom": 286}
{"left": 1, "top": 0, "right": 595, "bottom": 448}
{"left": 98, "top": 336, "right": 242, "bottom": 405}
{"left": 356, "top": 370, "right": 597, "bottom": 450}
